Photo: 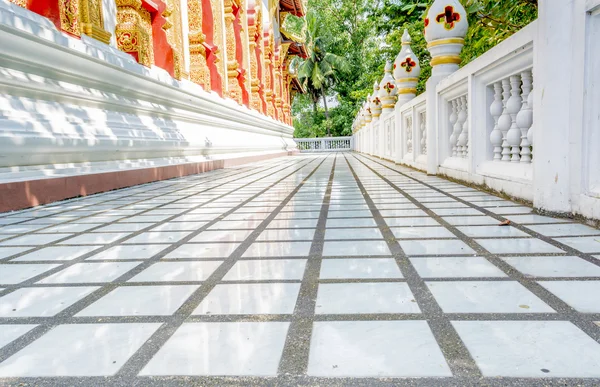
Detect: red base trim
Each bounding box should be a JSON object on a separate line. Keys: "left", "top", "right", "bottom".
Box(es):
{"left": 0, "top": 151, "right": 296, "bottom": 213}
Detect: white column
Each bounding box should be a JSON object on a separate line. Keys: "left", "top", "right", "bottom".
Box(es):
{"left": 180, "top": 0, "right": 191, "bottom": 74}
{"left": 102, "top": 0, "right": 117, "bottom": 47}
{"left": 533, "top": 0, "right": 586, "bottom": 214}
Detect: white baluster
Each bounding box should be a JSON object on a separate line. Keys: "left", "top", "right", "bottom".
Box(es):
{"left": 421, "top": 112, "right": 427, "bottom": 154}
{"left": 507, "top": 75, "right": 523, "bottom": 163}
{"left": 456, "top": 96, "right": 467, "bottom": 157}
{"left": 490, "top": 82, "right": 503, "bottom": 161}
{"left": 526, "top": 76, "right": 534, "bottom": 158}
{"left": 449, "top": 99, "right": 458, "bottom": 156}
{"left": 458, "top": 95, "right": 469, "bottom": 158}
{"left": 407, "top": 116, "right": 413, "bottom": 153}
{"left": 498, "top": 78, "right": 512, "bottom": 162}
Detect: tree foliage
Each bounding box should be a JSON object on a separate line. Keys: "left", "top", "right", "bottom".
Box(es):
{"left": 292, "top": 0, "right": 537, "bottom": 138}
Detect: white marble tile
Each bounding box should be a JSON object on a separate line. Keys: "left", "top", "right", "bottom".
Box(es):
{"left": 140, "top": 322, "right": 290, "bottom": 376}
{"left": 539, "top": 281, "right": 600, "bottom": 312}
{"left": 11, "top": 246, "right": 102, "bottom": 262}
{"left": 0, "top": 324, "right": 37, "bottom": 349}
{"left": 453, "top": 321, "right": 600, "bottom": 377}
{"left": 37, "top": 262, "right": 140, "bottom": 284}
{"left": 391, "top": 227, "right": 455, "bottom": 239}
{"left": 315, "top": 283, "right": 420, "bottom": 314}
{"left": 129, "top": 261, "right": 222, "bottom": 282}
{"left": 426, "top": 281, "right": 554, "bottom": 313}
{"left": 400, "top": 240, "right": 475, "bottom": 256}
{"left": 124, "top": 231, "right": 191, "bottom": 244}
{"left": 151, "top": 222, "right": 208, "bottom": 232}
{"left": 457, "top": 226, "right": 530, "bottom": 238}
{"left": 0, "top": 247, "right": 33, "bottom": 260}
{"left": 193, "top": 283, "right": 301, "bottom": 315}
{"left": 266, "top": 219, "right": 319, "bottom": 229}
{"left": 322, "top": 241, "right": 391, "bottom": 256}
{"left": 320, "top": 258, "right": 402, "bottom": 279}
{"left": 326, "top": 218, "right": 377, "bottom": 228}
{"left": 87, "top": 244, "right": 168, "bottom": 260}
{"left": 0, "top": 234, "right": 70, "bottom": 246}
{"left": 553, "top": 236, "right": 600, "bottom": 253}
{"left": 308, "top": 321, "right": 451, "bottom": 377}
{"left": 223, "top": 259, "right": 307, "bottom": 281}
{"left": 324, "top": 228, "right": 383, "bottom": 240}
{"left": 410, "top": 257, "right": 507, "bottom": 278}
{"left": 0, "top": 323, "right": 160, "bottom": 376}
{"left": 476, "top": 238, "right": 564, "bottom": 254}
{"left": 256, "top": 229, "right": 315, "bottom": 241}
{"left": 505, "top": 214, "right": 571, "bottom": 224}
{"left": 76, "top": 285, "right": 198, "bottom": 316}
{"left": 443, "top": 216, "right": 500, "bottom": 226}
{"left": 0, "top": 286, "right": 99, "bottom": 317}
{"left": 502, "top": 256, "right": 600, "bottom": 277}
{"left": 0, "top": 263, "right": 60, "bottom": 284}
{"left": 93, "top": 223, "right": 150, "bottom": 233}
{"left": 242, "top": 242, "right": 311, "bottom": 257}
{"left": 526, "top": 223, "right": 600, "bottom": 237}
{"left": 165, "top": 243, "right": 240, "bottom": 259}
{"left": 191, "top": 230, "right": 253, "bottom": 243}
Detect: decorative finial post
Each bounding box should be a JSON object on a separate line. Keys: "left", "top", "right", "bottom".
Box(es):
{"left": 364, "top": 99, "right": 372, "bottom": 123}
{"left": 370, "top": 81, "right": 382, "bottom": 121}
{"left": 379, "top": 61, "right": 397, "bottom": 114}
{"left": 394, "top": 29, "right": 421, "bottom": 106}
{"left": 424, "top": 0, "right": 468, "bottom": 76}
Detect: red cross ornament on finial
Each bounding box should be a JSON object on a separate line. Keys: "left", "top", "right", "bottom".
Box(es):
{"left": 383, "top": 82, "right": 395, "bottom": 94}
{"left": 401, "top": 57, "right": 417, "bottom": 73}
{"left": 436, "top": 5, "right": 460, "bottom": 30}
{"left": 373, "top": 97, "right": 381, "bottom": 105}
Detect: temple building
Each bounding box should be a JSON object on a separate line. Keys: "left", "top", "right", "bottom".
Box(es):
{"left": 0, "top": 0, "right": 307, "bottom": 211}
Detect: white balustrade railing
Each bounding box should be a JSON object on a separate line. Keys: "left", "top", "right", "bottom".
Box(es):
{"left": 294, "top": 137, "right": 353, "bottom": 152}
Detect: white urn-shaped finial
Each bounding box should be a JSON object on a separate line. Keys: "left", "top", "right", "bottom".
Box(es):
{"left": 370, "top": 81, "right": 382, "bottom": 120}
{"left": 424, "top": 0, "right": 468, "bottom": 76}
{"left": 379, "top": 61, "right": 397, "bottom": 114}
{"left": 394, "top": 29, "right": 421, "bottom": 106}
{"left": 364, "top": 99, "right": 372, "bottom": 123}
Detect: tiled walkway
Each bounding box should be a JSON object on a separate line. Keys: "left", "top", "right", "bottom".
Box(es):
{"left": 1, "top": 153, "right": 600, "bottom": 386}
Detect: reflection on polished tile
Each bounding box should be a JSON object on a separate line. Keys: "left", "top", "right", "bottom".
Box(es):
{"left": 315, "top": 283, "right": 420, "bottom": 314}
{"left": 129, "top": 261, "right": 222, "bottom": 282}
{"left": 457, "top": 226, "right": 530, "bottom": 238}
{"left": 410, "top": 257, "right": 507, "bottom": 278}
{"left": 191, "top": 230, "right": 253, "bottom": 243}
{"left": 475, "top": 238, "right": 564, "bottom": 254}
{"left": 151, "top": 222, "right": 208, "bottom": 232}
{"left": 391, "top": 227, "right": 455, "bottom": 239}
{"left": 539, "top": 281, "right": 600, "bottom": 312}
{"left": 324, "top": 228, "right": 383, "bottom": 240}
{"left": 553, "top": 236, "right": 600, "bottom": 253}
{"left": 223, "top": 259, "right": 307, "bottom": 281}
{"left": 399, "top": 240, "right": 475, "bottom": 256}
{"left": 320, "top": 258, "right": 402, "bottom": 279}
{"left": 242, "top": 242, "right": 311, "bottom": 257}
{"left": 140, "top": 322, "right": 290, "bottom": 376}
{"left": 427, "top": 281, "right": 554, "bottom": 313}
{"left": 0, "top": 323, "right": 160, "bottom": 376}
{"left": 0, "top": 286, "right": 99, "bottom": 317}
{"left": 322, "top": 241, "right": 391, "bottom": 256}
{"left": 266, "top": 219, "right": 319, "bottom": 229}
{"left": 124, "top": 232, "right": 191, "bottom": 244}
{"left": 326, "top": 218, "right": 377, "bottom": 228}
{"left": 87, "top": 244, "right": 168, "bottom": 260}
{"left": 256, "top": 229, "right": 315, "bottom": 241}
{"left": 0, "top": 263, "right": 60, "bottom": 284}
{"left": 165, "top": 243, "right": 240, "bottom": 259}
{"left": 209, "top": 220, "right": 265, "bottom": 230}
{"left": 193, "top": 283, "right": 301, "bottom": 314}
{"left": 453, "top": 321, "right": 600, "bottom": 377}
{"left": 308, "top": 321, "right": 451, "bottom": 377}
{"left": 11, "top": 246, "right": 101, "bottom": 262}
{"left": 37, "top": 262, "right": 140, "bottom": 284}
{"left": 0, "top": 324, "right": 37, "bottom": 349}
{"left": 76, "top": 285, "right": 199, "bottom": 316}
{"left": 502, "top": 256, "right": 600, "bottom": 277}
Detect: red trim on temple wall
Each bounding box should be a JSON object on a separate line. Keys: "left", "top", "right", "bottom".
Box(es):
{"left": 233, "top": 5, "right": 249, "bottom": 106}
{"left": 143, "top": 0, "right": 175, "bottom": 77}
{"left": 202, "top": 0, "right": 223, "bottom": 96}
{"left": 27, "top": 0, "right": 62, "bottom": 34}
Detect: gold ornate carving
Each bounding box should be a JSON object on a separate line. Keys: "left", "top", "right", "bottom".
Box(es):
{"left": 80, "top": 0, "right": 112, "bottom": 44}
{"left": 8, "top": 0, "right": 27, "bottom": 8}
{"left": 60, "top": 0, "right": 80, "bottom": 36}
{"left": 211, "top": 0, "right": 226, "bottom": 95}
{"left": 163, "top": 0, "right": 184, "bottom": 79}
{"left": 188, "top": 0, "right": 211, "bottom": 88}
{"left": 116, "top": 0, "right": 154, "bottom": 67}
{"left": 223, "top": 0, "right": 242, "bottom": 103}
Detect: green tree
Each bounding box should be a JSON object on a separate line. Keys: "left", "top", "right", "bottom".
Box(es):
{"left": 295, "top": 11, "right": 349, "bottom": 136}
